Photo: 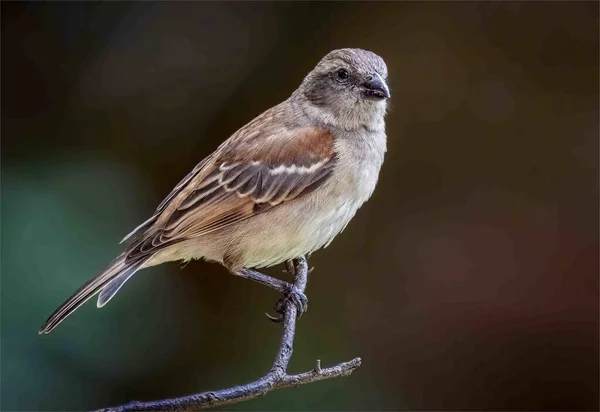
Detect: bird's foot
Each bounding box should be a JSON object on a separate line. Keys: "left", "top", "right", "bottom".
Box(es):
{"left": 266, "top": 285, "right": 308, "bottom": 323}
{"left": 282, "top": 261, "right": 314, "bottom": 275}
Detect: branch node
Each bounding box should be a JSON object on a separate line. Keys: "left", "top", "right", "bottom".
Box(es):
{"left": 270, "top": 365, "right": 287, "bottom": 380}
{"left": 314, "top": 359, "right": 322, "bottom": 374}
{"left": 202, "top": 392, "right": 222, "bottom": 404}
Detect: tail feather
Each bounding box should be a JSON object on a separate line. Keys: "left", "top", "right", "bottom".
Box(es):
{"left": 96, "top": 263, "right": 144, "bottom": 308}
{"left": 39, "top": 254, "right": 148, "bottom": 335}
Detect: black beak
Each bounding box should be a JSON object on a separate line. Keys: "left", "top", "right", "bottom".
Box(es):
{"left": 361, "top": 72, "right": 390, "bottom": 101}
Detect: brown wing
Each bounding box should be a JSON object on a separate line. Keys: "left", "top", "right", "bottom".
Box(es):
{"left": 124, "top": 115, "right": 336, "bottom": 263}
{"left": 121, "top": 105, "right": 290, "bottom": 243}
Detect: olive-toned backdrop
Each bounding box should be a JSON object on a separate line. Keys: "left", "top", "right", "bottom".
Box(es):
{"left": 2, "top": 2, "right": 598, "bottom": 411}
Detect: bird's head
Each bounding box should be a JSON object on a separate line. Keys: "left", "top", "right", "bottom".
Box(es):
{"left": 295, "top": 48, "right": 390, "bottom": 131}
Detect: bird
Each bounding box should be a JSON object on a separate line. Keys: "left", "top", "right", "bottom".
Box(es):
{"left": 39, "top": 48, "right": 390, "bottom": 335}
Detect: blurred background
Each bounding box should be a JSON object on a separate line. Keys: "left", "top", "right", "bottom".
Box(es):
{"left": 2, "top": 2, "right": 598, "bottom": 411}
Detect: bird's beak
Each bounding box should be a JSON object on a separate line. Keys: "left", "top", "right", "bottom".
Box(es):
{"left": 361, "top": 72, "right": 390, "bottom": 101}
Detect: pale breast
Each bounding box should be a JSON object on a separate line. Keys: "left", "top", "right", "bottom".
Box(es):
{"left": 233, "top": 186, "right": 363, "bottom": 268}
{"left": 233, "top": 130, "right": 386, "bottom": 268}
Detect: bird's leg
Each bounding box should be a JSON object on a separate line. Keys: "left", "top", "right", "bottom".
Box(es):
{"left": 231, "top": 263, "right": 308, "bottom": 323}
{"left": 232, "top": 268, "right": 292, "bottom": 293}
{"left": 267, "top": 258, "right": 308, "bottom": 323}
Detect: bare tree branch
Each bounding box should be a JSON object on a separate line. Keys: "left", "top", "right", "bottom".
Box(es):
{"left": 97, "top": 256, "right": 361, "bottom": 412}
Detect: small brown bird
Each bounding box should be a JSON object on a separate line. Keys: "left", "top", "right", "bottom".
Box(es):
{"left": 39, "top": 48, "right": 390, "bottom": 334}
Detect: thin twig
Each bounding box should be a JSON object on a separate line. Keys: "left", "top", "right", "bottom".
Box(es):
{"left": 97, "top": 256, "right": 361, "bottom": 412}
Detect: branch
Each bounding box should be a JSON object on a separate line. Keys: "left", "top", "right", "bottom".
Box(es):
{"left": 97, "top": 256, "right": 361, "bottom": 411}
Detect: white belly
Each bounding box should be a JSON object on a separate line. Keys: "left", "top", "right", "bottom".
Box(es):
{"left": 237, "top": 142, "right": 383, "bottom": 268}
{"left": 241, "top": 196, "right": 363, "bottom": 268}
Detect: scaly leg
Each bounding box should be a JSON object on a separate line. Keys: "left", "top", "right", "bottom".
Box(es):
{"left": 230, "top": 260, "right": 308, "bottom": 321}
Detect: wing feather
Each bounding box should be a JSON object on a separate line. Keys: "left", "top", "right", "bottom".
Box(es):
{"left": 123, "top": 107, "right": 336, "bottom": 263}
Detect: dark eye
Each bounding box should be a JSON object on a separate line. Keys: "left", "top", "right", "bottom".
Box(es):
{"left": 336, "top": 68, "right": 349, "bottom": 81}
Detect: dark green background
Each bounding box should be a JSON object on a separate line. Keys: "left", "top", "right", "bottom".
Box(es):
{"left": 2, "top": 2, "right": 598, "bottom": 410}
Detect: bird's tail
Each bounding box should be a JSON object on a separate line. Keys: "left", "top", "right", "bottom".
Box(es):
{"left": 39, "top": 253, "right": 150, "bottom": 334}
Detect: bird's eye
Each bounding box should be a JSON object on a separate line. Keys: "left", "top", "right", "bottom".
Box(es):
{"left": 336, "top": 68, "right": 349, "bottom": 81}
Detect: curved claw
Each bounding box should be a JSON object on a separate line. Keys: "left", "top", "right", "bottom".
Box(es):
{"left": 265, "top": 286, "right": 309, "bottom": 323}
{"left": 268, "top": 259, "right": 309, "bottom": 323}
{"left": 265, "top": 311, "right": 284, "bottom": 323}
{"left": 274, "top": 286, "right": 308, "bottom": 318}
